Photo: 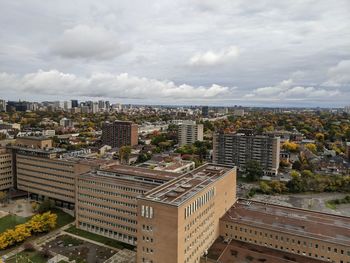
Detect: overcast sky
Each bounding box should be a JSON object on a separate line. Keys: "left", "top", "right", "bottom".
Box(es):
{"left": 0, "top": 0, "right": 349, "bottom": 107}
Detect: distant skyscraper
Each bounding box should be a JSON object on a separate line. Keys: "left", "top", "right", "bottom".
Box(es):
{"left": 101, "top": 121, "right": 138, "bottom": 148}
{"left": 0, "top": 100, "right": 6, "bottom": 112}
{"left": 71, "top": 100, "right": 78, "bottom": 108}
{"left": 202, "top": 106, "right": 209, "bottom": 117}
{"left": 213, "top": 132, "right": 280, "bottom": 175}
{"left": 92, "top": 102, "right": 99, "bottom": 114}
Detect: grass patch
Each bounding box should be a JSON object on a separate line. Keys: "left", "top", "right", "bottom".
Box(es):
{"left": 5, "top": 251, "right": 47, "bottom": 263}
{"left": 65, "top": 226, "right": 135, "bottom": 250}
{"left": 52, "top": 209, "right": 74, "bottom": 228}
{"left": 0, "top": 215, "right": 30, "bottom": 233}
{"left": 325, "top": 201, "right": 336, "bottom": 210}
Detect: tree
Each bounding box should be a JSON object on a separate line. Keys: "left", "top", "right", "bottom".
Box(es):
{"left": 245, "top": 160, "right": 263, "bottom": 182}
{"left": 119, "top": 146, "right": 132, "bottom": 164}
{"left": 306, "top": 143, "right": 317, "bottom": 154}
{"left": 282, "top": 142, "right": 299, "bottom": 152}
{"left": 37, "top": 197, "right": 55, "bottom": 213}
{"left": 0, "top": 191, "right": 7, "bottom": 204}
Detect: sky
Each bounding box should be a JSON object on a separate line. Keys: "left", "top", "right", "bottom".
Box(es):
{"left": 0, "top": 0, "right": 349, "bottom": 107}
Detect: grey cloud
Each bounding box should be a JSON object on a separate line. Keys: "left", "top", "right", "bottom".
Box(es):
{"left": 51, "top": 25, "right": 131, "bottom": 60}
{"left": 0, "top": 70, "right": 235, "bottom": 101}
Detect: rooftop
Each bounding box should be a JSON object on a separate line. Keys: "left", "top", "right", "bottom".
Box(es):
{"left": 139, "top": 164, "right": 234, "bottom": 206}
{"left": 222, "top": 199, "right": 350, "bottom": 246}
{"left": 16, "top": 136, "right": 50, "bottom": 141}
{"left": 8, "top": 145, "right": 66, "bottom": 154}
{"left": 203, "top": 237, "right": 326, "bottom": 263}
{"left": 80, "top": 164, "right": 180, "bottom": 184}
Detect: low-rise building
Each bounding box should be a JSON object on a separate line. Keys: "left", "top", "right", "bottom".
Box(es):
{"left": 219, "top": 200, "right": 350, "bottom": 263}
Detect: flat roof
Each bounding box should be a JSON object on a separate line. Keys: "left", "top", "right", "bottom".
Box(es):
{"left": 100, "top": 165, "right": 179, "bottom": 181}
{"left": 78, "top": 165, "right": 180, "bottom": 188}
{"left": 222, "top": 200, "right": 350, "bottom": 246}
{"left": 78, "top": 171, "right": 156, "bottom": 192}
{"left": 8, "top": 145, "right": 65, "bottom": 154}
{"left": 16, "top": 136, "right": 50, "bottom": 141}
{"left": 204, "top": 237, "right": 326, "bottom": 263}
{"left": 139, "top": 164, "right": 234, "bottom": 206}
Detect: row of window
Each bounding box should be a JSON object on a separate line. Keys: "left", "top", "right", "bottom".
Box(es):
{"left": 141, "top": 205, "right": 154, "bottom": 219}
{"left": 18, "top": 170, "right": 74, "bottom": 187}
{"left": 17, "top": 166, "right": 74, "bottom": 181}
{"left": 78, "top": 214, "right": 137, "bottom": 233}
{"left": 17, "top": 177, "right": 74, "bottom": 195}
{"left": 77, "top": 194, "right": 137, "bottom": 210}
{"left": 80, "top": 179, "right": 146, "bottom": 194}
{"left": 184, "top": 187, "right": 215, "bottom": 219}
{"left": 78, "top": 200, "right": 137, "bottom": 217}
{"left": 78, "top": 207, "right": 136, "bottom": 224}
{"left": 78, "top": 221, "right": 136, "bottom": 245}
{"left": 17, "top": 183, "right": 73, "bottom": 200}
{"left": 78, "top": 185, "right": 137, "bottom": 200}
{"left": 17, "top": 157, "right": 74, "bottom": 173}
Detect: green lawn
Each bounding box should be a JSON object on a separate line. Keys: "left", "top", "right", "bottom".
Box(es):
{"left": 65, "top": 226, "right": 135, "bottom": 250}
{"left": 0, "top": 215, "right": 30, "bottom": 233}
{"left": 5, "top": 251, "right": 47, "bottom": 263}
{"left": 52, "top": 209, "right": 75, "bottom": 228}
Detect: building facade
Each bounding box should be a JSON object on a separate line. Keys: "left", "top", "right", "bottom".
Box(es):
{"left": 102, "top": 121, "right": 138, "bottom": 148}
{"left": 218, "top": 200, "right": 350, "bottom": 263}
{"left": 178, "top": 122, "right": 204, "bottom": 146}
{"left": 0, "top": 148, "right": 12, "bottom": 191}
{"left": 213, "top": 132, "right": 280, "bottom": 175}
{"left": 137, "top": 164, "right": 237, "bottom": 263}
{"left": 76, "top": 165, "right": 178, "bottom": 245}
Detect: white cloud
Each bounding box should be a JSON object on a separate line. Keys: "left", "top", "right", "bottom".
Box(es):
{"left": 324, "top": 60, "right": 350, "bottom": 87}
{"left": 51, "top": 25, "right": 130, "bottom": 60}
{"left": 188, "top": 46, "right": 239, "bottom": 66}
{"left": 245, "top": 79, "right": 339, "bottom": 100}
{"left": 0, "top": 70, "right": 234, "bottom": 100}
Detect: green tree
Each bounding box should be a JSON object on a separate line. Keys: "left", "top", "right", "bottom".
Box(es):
{"left": 245, "top": 160, "right": 263, "bottom": 182}
{"left": 119, "top": 146, "right": 132, "bottom": 164}
{"left": 37, "top": 197, "right": 55, "bottom": 213}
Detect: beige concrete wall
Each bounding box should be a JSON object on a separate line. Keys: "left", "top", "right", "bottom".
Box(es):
{"left": 136, "top": 167, "right": 237, "bottom": 263}
{"left": 0, "top": 151, "right": 12, "bottom": 191}
{"left": 220, "top": 220, "right": 350, "bottom": 263}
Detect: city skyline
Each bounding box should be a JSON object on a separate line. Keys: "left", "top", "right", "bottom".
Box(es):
{"left": 0, "top": 1, "right": 349, "bottom": 107}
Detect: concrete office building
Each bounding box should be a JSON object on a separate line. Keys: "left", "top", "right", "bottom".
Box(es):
{"left": 216, "top": 200, "right": 350, "bottom": 263}
{"left": 8, "top": 137, "right": 111, "bottom": 209}
{"left": 213, "top": 132, "right": 280, "bottom": 175}
{"left": 0, "top": 148, "right": 13, "bottom": 191}
{"left": 137, "top": 164, "right": 236, "bottom": 263}
{"left": 178, "top": 122, "right": 204, "bottom": 146}
{"left": 76, "top": 165, "right": 179, "bottom": 245}
{"left": 102, "top": 121, "right": 138, "bottom": 148}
